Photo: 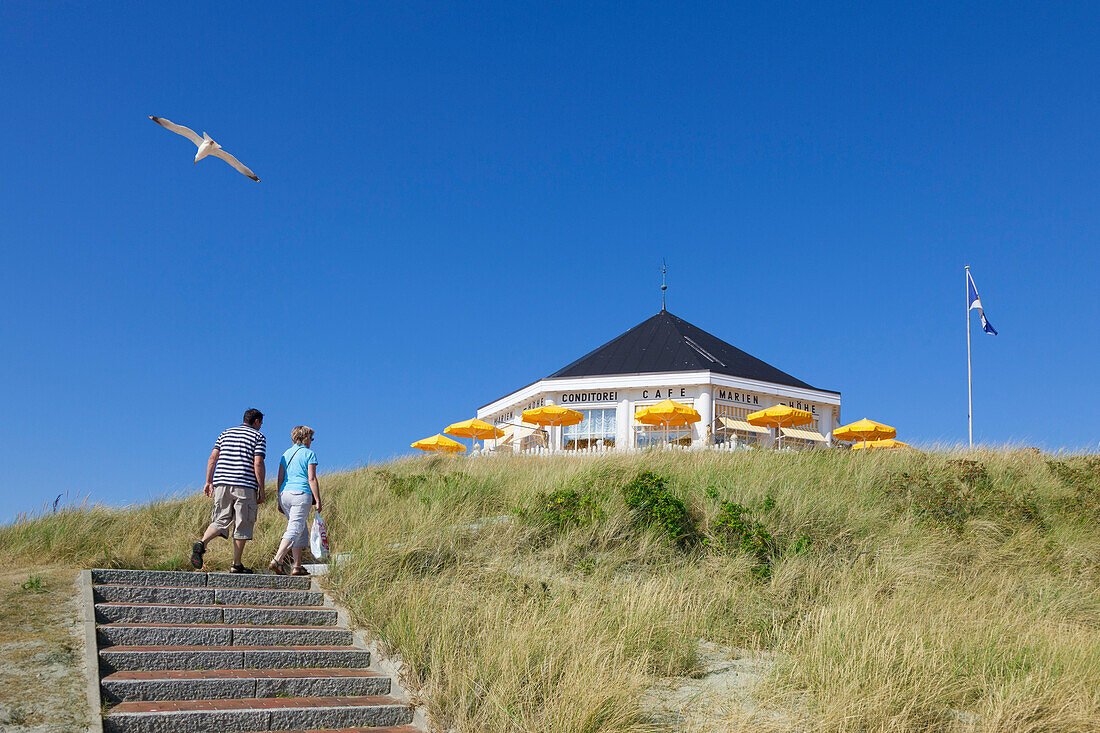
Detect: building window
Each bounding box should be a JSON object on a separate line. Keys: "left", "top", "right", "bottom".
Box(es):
{"left": 635, "top": 425, "right": 692, "bottom": 447}
{"left": 563, "top": 408, "right": 616, "bottom": 450}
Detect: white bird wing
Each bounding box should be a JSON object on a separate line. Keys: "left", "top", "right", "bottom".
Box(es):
{"left": 211, "top": 147, "right": 260, "bottom": 181}
{"left": 149, "top": 116, "right": 203, "bottom": 146}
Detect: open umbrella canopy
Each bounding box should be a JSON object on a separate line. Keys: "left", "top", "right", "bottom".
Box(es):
{"left": 522, "top": 405, "right": 584, "bottom": 427}
{"left": 746, "top": 404, "right": 813, "bottom": 429}
{"left": 411, "top": 434, "right": 466, "bottom": 453}
{"left": 833, "top": 418, "right": 896, "bottom": 443}
{"left": 850, "top": 438, "right": 911, "bottom": 451}
{"left": 444, "top": 418, "right": 505, "bottom": 440}
{"left": 635, "top": 399, "right": 701, "bottom": 426}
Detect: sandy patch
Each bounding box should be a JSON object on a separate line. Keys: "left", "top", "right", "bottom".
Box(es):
{"left": 642, "top": 641, "right": 794, "bottom": 732}
{"left": 0, "top": 567, "right": 90, "bottom": 732}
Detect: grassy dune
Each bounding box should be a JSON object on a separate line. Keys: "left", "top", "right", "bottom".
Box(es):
{"left": 2, "top": 448, "right": 1099, "bottom": 732}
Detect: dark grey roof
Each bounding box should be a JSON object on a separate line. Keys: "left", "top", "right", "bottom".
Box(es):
{"left": 547, "top": 309, "right": 837, "bottom": 393}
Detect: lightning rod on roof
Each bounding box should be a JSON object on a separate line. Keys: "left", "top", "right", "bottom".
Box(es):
{"left": 661, "top": 259, "right": 668, "bottom": 311}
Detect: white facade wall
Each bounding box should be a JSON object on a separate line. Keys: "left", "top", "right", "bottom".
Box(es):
{"left": 477, "top": 371, "right": 841, "bottom": 451}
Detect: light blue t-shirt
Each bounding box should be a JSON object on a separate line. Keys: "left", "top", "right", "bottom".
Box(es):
{"left": 279, "top": 444, "right": 318, "bottom": 495}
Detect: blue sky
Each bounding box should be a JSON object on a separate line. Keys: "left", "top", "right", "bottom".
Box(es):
{"left": 2, "top": 2, "right": 1097, "bottom": 521}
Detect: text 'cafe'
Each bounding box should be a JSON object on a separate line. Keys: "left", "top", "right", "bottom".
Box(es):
{"left": 476, "top": 308, "right": 841, "bottom": 451}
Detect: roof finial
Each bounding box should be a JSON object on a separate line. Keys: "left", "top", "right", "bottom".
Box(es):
{"left": 660, "top": 259, "right": 668, "bottom": 311}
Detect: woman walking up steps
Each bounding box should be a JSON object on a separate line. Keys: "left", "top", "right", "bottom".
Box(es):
{"left": 270, "top": 425, "right": 322, "bottom": 576}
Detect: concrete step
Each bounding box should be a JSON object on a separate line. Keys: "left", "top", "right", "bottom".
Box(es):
{"left": 99, "top": 645, "right": 372, "bottom": 673}
{"left": 101, "top": 668, "right": 390, "bottom": 703}
{"left": 91, "top": 568, "right": 312, "bottom": 590}
{"left": 205, "top": 572, "right": 313, "bottom": 590}
{"left": 98, "top": 623, "right": 353, "bottom": 648}
{"left": 102, "top": 695, "right": 412, "bottom": 733}
{"left": 93, "top": 585, "right": 324, "bottom": 607}
{"left": 253, "top": 729, "right": 421, "bottom": 733}
{"left": 95, "top": 602, "right": 338, "bottom": 626}
{"left": 254, "top": 728, "right": 421, "bottom": 733}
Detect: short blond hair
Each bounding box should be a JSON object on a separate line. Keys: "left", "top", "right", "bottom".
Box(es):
{"left": 291, "top": 425, "right": 314, "bottom": 444}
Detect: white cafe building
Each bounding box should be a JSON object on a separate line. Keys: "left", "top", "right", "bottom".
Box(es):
{"left": 477, "top": 308, "right": 841, "bottom": 452}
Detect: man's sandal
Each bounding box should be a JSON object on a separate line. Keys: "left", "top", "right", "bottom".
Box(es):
{"left": 229, "top": 564, "right": 254, "bottom": 574}
{"left": 190, "top": 541, "right": 205, "bottom": 570}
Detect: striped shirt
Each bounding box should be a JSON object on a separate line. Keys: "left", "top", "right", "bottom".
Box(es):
{"left": 212, "top": 424, "right": 267, "bottom": 489}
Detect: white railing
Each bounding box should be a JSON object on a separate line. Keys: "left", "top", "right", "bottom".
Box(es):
{"left": 467, "top": 441, "right": 767, "bottom": 458}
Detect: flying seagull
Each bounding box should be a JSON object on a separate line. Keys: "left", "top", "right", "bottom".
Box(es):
{"left": 149, "top": 116, "right": 260, "bottom": 181}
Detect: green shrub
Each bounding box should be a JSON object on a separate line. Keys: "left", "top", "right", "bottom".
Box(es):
{"left": 412, "top": 472, "right": 503, "bottom": 510}
{"left": 886, "top": 462, "right": 1058, "bottom": 532}
{"left": 1047, "top": 458, "right": 1100, "bottom": 519}
{"left": 791, "top": 533, "right": 812, "bottom": 555}
{"left": 374, "top": 470, "right": 428, "bottom": 497}
{"left": 948, "top": 458, "right": 991, "bottom": 491}
{"left": 711, "top": 501, "right": 776, "bottom": 577}
{"left": 621, "top": 471, "right": 695, "bottom": 544}
{"left": 534, "top": 489, "right": 604, "bottom": 529}
{"left": 20, "top": 574, "right": 45, "bottom": 593}
{"left": 885, "top": 469, "right": 977, "bottom": 532}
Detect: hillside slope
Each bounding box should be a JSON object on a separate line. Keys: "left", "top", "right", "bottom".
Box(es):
{"left": 2, "top": 449, "right": 1098, "bottom": 732}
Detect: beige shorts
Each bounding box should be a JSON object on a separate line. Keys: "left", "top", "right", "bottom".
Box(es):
{"left": 210, "top": 485, "right": 258, "bottom": 540}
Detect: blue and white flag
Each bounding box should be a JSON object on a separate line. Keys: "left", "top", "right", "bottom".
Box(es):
{"left": 967, "top": 270, "right": 997, "bottom": 335}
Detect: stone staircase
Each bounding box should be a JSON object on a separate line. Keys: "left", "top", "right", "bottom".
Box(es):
{"left": 85, "top": 568, "right": 422, "bottom": 733}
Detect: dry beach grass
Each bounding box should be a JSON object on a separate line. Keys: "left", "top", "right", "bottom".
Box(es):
{"left": 1, "top": 448, "right": 1098, "bottom": 732}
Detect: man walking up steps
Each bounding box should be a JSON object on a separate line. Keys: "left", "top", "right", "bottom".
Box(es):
{"left": 191, "top": 408, "right": 267, "bottom": 573}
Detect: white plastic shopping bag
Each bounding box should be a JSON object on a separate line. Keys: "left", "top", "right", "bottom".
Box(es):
{"left": 309, "top": 512, "right": 330, "bottom": 560}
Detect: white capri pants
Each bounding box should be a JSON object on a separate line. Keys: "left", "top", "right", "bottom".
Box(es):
{"left": 279, "top": 491, "right": 314, "bottom": 549}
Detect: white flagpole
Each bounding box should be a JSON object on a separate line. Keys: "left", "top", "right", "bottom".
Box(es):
{"left": 965, "top": 265, "right": 973, "bottom": 448}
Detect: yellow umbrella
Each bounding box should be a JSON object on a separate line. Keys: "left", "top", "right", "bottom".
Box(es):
{"left": 445, "top": 418, "right": 505, "bottom": 452}
{"left": 746, "top": 404, "right": 813, "bottom": 449}
{"left": 850, "top": 438, "right": 911, "bottom": 451}
{"left": 522, "top": 405, "right": 583, "bottom": 451}
{"left": 411, "top": 434, "right": 466, "bottom": 454}
{"left": 833, "top": 418, "right": 897, "bottom": 449}
{"left": 523, "top": 405, "right": 584, "bottom": 426}
{"left": 635, "top": 399, "right": 701, "bottom": 447}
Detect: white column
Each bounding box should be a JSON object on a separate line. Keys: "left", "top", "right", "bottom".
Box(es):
{"left": 695, "top": 387, "right": 713, "bottom": 446}
{"left": 511, "top": 404, "right": 524, "bottom": 454}
{"left": 545, "top": 397, "right": 559, "bottom": 451}
{"left": 616, "top": 395, "right": 631, "bottom": 451}
{"left": 819, "top": 407, "right": 835, "bottom": 445}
